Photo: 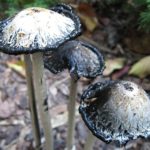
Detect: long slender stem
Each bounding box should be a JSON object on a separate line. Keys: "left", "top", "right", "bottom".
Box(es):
{"left": 24, "top": 54, "right": 41, "bottom": 149}
{"left": 83, "top": 131, "right": 96, "bottom": 150}
{"left": 66, "top": 78, "right": 78, "bottom": 150}
{"left": 116, "top": 147, "right": 126, "bottom": 150}
{"left": 32, "top": 52, "right": 53, "bottom": 150}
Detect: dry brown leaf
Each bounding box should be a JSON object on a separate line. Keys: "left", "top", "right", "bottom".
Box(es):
{"left": 129, "top": 56, "right": 150, "bottom": 78}
{"left": 77, "top": 3, "right": 99, "bottom": 32}
{"left": 124, "top": 34, "right": 150, "bottom": 54}
{"left": 79, "top": 14, "right": 98, "bottom": 32}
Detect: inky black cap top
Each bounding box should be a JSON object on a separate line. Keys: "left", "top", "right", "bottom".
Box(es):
{"left": 44, "top": 40, "right": 105, "bottom": 80}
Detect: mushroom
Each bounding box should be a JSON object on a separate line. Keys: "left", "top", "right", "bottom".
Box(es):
{"left": 79, "top": 80, "right": 150, "bottom": 147}
{"left": 0, "top": 4, "right": 81, "bottom": 150}
{"left": 24, "top": 55, "right": 41, "bottom": 148}
{"left": 44, "top": 40, "right": 105, "bottom": 150}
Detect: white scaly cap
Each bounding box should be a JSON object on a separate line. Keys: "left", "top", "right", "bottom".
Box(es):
{"left": 80, "top": 80, "right": 150, "bottom": 146}
{"left": 0, "top": 4, "right": 81, "bottom": 54}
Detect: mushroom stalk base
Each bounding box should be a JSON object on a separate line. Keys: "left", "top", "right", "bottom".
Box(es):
{"left": 83, "top": 131, "right": 96, "bottom": 150}
{"left": 32, "top": 52, "right": 53, "bottom": 150}
{"left": 66, "top": 79, "right": 78, "bottom": 150}
{"left": 24, "top": 54, "right": 41, "bottom": 149}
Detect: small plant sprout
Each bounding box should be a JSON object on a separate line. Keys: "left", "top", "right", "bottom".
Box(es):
{"left": 0, "top": 4, "right": 81, "bottom": 150}
{"left": 79, "top": 80, "right": 150, "bottom": 147}
{"left": 44, "top": 40, "right": 105, "bottom": 150}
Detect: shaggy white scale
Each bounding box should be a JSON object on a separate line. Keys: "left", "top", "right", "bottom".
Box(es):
{"left": 2, "top": 7, "right": 75, "bottom": 49}
{"left": 80, "top": 80, "right": 150, "bottom": 146}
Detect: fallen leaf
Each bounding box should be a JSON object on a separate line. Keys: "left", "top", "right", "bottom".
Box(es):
{"left": 57, "top": 83, "right": 69, "bottom": 96}
{"left": 5, "top": 125, "right": 20, "bottom": 145}
{"left": 50, "top": 104, "right": 80, "bottom": 128}
{"left": 79, "top": 14, "right": 98, "bottom": 32}
{"left": 15, "top": 126, "right": 33, "bottom": 150}
{"left": 124, "top": 33, "right": 150, "bottom": 54}
{"left": 6, "top": 60, "right": 25, "bottom": 77}
{"left": 129, "top": 56, "right": 150, "bottom": 78}
{"left": 16, "top": 96, "right": 28, "bottom": 110}
{"left": 103, "top": 58, "right": 126, "bottom": 76}
{"left": 49, "top": 86, "right": 58, "bottom": 96}
{"left": 0, "top": 100, "right": 16, "bottom": 119}
{"left": 112, "top": 65, "right": 130, "bottom": 80}
{"left": 76, "top": 3, "right": 99, "bottom": 32}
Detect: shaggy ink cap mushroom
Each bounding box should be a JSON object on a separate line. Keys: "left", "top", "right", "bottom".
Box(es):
{"left": 0, "top": 4, "right": 82, "bottom": 54}
{"left": 79, "top": 80, "right": 150, "bottom": 147}
{"left": 44, "top": 40, "right": 105, "bottom": 80}
{"left": 0, "top": 5, "right": 81, "bottom": 149}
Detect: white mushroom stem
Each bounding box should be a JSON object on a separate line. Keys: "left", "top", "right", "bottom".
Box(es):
{"left": 24, "top": 54, "right": 41, "bottom": 148}
{"left": 32, "top": 52, "right": 53, "bottom": 150}
{"left": 116, "top": 147, "right": 126, "bottom": 150}
{"left": 66, "top": 78, "right": 78, "bottom": 150}
{"left": 83, "top": 131, "right": 96, "bottom": 150}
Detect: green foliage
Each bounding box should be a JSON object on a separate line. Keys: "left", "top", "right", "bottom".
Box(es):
{"left": 139, "top": 0, "right": 150, "bottom": 32}
{"left": 1, "top": 0, "right": 150, "bottom": 32}
{"left": 96, "top": 0, "right": 121, "bottom": 9}
{"left": 97, "top": 0, "right": 150, "bottom": 32}
{"left": 133, "top": 0, "right": 147, "bottom": 6}
{"left": 1, "top": 0, "right": 60, "bottom": 17}
{"left": 139, "top": 10, "right": 150, "bottom": 32}
{"left": 104, "top": 0, "right": 121, "bottom": 5}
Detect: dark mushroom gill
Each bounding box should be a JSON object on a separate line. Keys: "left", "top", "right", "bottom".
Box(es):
{"left": 79, "top": 80, "right": 150, "bottom": 146}
{"left": 44, "top": 40, "right": 105, "bottom": 79}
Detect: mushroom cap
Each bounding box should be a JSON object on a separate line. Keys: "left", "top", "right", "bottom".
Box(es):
{"left": 0, "top": 4, "right": 81, "bottom": 54}
{"left": 44, "top": 40, "right": 105, "bottom": 79}
{"left": 79, "top": 80, "right": 150, "bottom": 146}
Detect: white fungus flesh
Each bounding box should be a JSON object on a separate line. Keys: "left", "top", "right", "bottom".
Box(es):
{"left": 79, "top": 80, "right": 150, "bottom": 146}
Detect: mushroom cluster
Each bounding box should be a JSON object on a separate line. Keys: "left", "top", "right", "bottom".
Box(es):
{"left": 44, "top": 20, "right": 150, "bottom": 149}
{"left": 0, "top": 4, "right": 82, "bottom": 150}
{"left": 44, "top": 39, "right": 105, "bottom": 150}
{"left": 1, "top": 2, "right": 150, "bottom": 150}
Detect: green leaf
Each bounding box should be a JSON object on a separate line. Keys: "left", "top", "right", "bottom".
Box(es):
{"left": 6, "top": 60, "right": 26, "bottom": 77}
{"left": 129, "top": 56, "right": 150, "bottom": 78}
{"left": 139, "top": 10, "right": 150, "bottom": 32}
{"left": 103, "top": 58, "right": 126, "bottom": 76}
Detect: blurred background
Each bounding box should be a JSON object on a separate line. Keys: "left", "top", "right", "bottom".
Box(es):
{"left": 0, "top": 0, "right": 150, "bottom": 149}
